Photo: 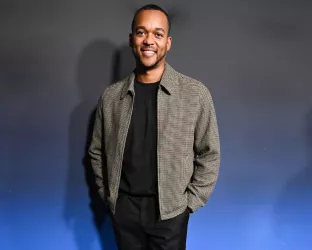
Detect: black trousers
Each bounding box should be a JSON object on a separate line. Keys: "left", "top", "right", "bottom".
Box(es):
{"left": 109, "top": 193, "right": 190, "bottom": 250}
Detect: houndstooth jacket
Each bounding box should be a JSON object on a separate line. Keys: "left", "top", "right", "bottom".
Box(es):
{"left": 88, "top": 62, "right": 220, "bottom": 220}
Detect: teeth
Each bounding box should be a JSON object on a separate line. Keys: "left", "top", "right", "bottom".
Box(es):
{"left": 143, "top": 51, "right": 155, "bottom": 53}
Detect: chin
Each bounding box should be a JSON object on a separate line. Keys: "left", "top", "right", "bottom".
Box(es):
{"left": 140, "top": 60, "right": 159, "bottom": 69}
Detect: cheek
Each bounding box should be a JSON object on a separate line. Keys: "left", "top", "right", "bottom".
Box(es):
{"left": 160, "top": 42, "right": 169, "bottom": 51}
{"left": 132, "top": 44, "right": 140, "bottom": 52}
{"left": 133, "top": 38, "right": 142, "bottom": 46}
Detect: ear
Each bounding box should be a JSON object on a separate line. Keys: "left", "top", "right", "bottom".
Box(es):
{"left": 129, "top": 33, "right": 133, "bottom": 47}
{"left": 166, "top": 36, "right": 172, "bottom": 51}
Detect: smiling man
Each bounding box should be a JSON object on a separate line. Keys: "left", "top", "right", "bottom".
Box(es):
{"left": 88, "top": 4, "right": 220, "bottom": 250}
{"left": 131, "top": 7, "right": 171, "bottom": 77}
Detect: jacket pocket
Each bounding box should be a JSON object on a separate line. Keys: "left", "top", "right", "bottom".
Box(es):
{"left": 181, "top": 153, "right": 194, "bottom": 183}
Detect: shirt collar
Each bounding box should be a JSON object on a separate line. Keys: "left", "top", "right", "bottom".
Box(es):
{"left": 120, "top": 62, "right": 178, "bottom": 99}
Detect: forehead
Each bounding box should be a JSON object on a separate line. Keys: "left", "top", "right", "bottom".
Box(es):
{"left": 134, "top": 10, "right": 169, "bottom": 32}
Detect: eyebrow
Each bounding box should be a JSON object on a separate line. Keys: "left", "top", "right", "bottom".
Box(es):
{"left": 135, "top": 26, "right": 165, "bottom": 33}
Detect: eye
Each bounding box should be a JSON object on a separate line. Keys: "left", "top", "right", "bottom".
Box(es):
{"left": 136, "top": 31, "right": 145, "bottom": 36}
{"left": 155, "top": 33, "right": 163, "bottom": 38}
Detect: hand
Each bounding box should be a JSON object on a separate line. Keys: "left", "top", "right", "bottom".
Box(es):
{"left": 186, "top": 207, "right": 192, "bottom": 215}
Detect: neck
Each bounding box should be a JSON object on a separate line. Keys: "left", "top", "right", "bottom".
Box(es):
{"left": 135, "top": 62, "right": 165, "bottom": 83}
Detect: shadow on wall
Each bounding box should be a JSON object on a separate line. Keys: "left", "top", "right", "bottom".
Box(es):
{"left": 64, "top": 40, "right": 134, "bottom": 250}
{"left": 274, "top": 108, "right": 312, "bottom": 248}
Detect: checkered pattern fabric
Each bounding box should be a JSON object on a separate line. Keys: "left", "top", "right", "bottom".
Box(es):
{"left": 88, "top": 63, "right": 220, "bottom": 220}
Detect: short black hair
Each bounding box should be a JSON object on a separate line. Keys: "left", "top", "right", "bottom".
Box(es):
{"left": 131, "top": 4, "right": 171, "bottom": 34}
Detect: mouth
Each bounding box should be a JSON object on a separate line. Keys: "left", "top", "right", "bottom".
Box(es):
{"left": 141, "top": 49, "right": 156, "bottom": 57}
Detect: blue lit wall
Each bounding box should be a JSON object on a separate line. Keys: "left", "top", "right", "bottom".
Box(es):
{"left": 1, "top": 1, "right": 311, "bottom": 249}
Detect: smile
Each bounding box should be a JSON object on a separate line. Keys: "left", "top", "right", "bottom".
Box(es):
{"left": 141, "top": 50, "right": 156, "bottom": 57}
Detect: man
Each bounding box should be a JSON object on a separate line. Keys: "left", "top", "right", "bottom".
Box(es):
{"left": 88, "top": 4, "right": 220, "bottom": 250}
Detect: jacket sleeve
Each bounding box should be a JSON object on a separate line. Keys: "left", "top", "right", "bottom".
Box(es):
{"left": 88, "top": 95, "right": 106, "bottom": 201}
{"left": 187, "top": 85, "right": 220, "bottom": 213}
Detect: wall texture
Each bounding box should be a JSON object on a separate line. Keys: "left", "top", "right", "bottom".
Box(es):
{"left": 1, "top": 0, "right": 311, "bottom": 249}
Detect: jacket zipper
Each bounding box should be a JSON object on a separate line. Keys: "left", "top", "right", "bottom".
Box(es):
{"left": 157, "top": 86, "right": 162, "bottom": 220}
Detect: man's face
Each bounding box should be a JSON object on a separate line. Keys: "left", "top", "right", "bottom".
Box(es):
{"left": 130, "top": 10, "right": 172, "bottom": 70}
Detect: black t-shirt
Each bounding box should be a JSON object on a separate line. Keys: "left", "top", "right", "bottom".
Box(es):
{"left": 119, "top": 79, "right": 160, "bottom": 196}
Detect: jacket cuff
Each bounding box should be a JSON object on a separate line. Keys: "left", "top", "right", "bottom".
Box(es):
{"left": 98, "top": 187, "right": 106, "bottom": 201}
{"left": 187, "top": 192, "right": 204, "bottom": 213}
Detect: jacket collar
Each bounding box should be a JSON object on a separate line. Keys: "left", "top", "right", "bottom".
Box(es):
{"left": 120, "top": 62, "right": 178, "bottom": 99}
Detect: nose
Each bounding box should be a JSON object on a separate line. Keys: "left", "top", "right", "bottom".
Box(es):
{"left": 143, "top": 33, "right": 154, "bottom": 45}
